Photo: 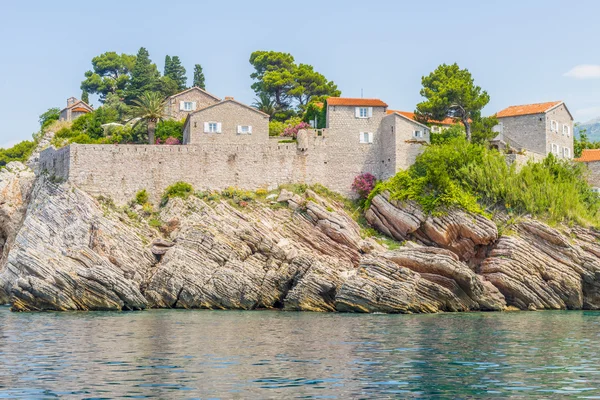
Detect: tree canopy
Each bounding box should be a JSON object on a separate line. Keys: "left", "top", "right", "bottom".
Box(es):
{"left": 80, "top": 52, "right": 136, "bottom": 102}
{"left": 125, "top": 47, "right": 161, "bottom": 104}
{"left": 249, "top": 51, "right": 340, "bottom": 121}
{"left": 39, "top": 107, "right": 60, "bottom": 130}
{"left": 164, "top": 55, "right": 187, "bottom": 91}
{"left": 193, "top": 64, "right": 205, "bottom": 89}
{"left": 416, "top": 63, "right": 490, "bottom": 141}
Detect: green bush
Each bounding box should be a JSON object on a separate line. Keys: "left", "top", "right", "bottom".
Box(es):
{"left": 155, "top": 119, "right": 184, "bottom": 142}
{"left": 0, "top": 140, "right": 36, "bottom": 167}
{"left": 162, "top": 182, "right": 193, "bottom": 204}
{"left": 370, "top": 137, "right": 600, "bottom": 226}
{"left": 135, "top": 189, "right": 149, "bottom": 205}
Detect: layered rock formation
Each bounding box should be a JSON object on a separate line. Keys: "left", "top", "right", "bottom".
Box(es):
{"left": 0, "top": 172, "right": 599, "bottom": 313}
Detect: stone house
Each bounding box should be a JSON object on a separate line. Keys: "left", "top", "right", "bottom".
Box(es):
{"left": 164, "top": 87, "right": 221, "bottom": 121}
{"left": 183, "top": 97, "right": 270, "bottom": 145}
{"left": 492, "top": 101, "right": 573, "bottom": 159}
{"left": 387, "top": 110, "right": 458, "bottom": 134}
{"left": 574, "top": 149, "right": 600, "bottom": 191}
{"left": 59, "top": 97, "right": 93, "bottom": 122}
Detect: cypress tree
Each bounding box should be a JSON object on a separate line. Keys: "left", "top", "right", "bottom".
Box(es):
{"left": 126, "top": 47, "right": 160, "bottom": 104}
{"left": 193, "top": 64, "right": 205, "bottom": 89}
{"left": 164, "top": 55, "right": 172, "bottom": 77}
{"left": 168, "top": 56, "right": 187, "bottom": 90}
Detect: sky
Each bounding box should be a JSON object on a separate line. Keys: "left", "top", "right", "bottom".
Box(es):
{"left": 1, "top": 0, "right": 599, "bottom": 148}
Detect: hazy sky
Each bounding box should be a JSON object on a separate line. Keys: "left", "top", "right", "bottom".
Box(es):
{"left": 1, "top": 0, "right": 599, "bottom": 148}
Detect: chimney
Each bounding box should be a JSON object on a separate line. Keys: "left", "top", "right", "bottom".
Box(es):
{"left": 224, "top": 96, "right": 234, "bottom": 100}
{"left": 67, "top": 97, "right": 76, "bottom": 106}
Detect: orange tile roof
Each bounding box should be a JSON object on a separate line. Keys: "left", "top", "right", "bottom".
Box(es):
{"left": 71, "top": 107, "right": 91, "bottom": 113}
{"left": 496, "top": 101, "right": 562, "bottom": 118}
{"left": 327, "top": 97, "right": 388, "bottom": 107}
{"left": 574, "top": 149, "right": 600, "bottom": 162}
{"left": 386, "top": 110, "right": 459, "bottom": 125}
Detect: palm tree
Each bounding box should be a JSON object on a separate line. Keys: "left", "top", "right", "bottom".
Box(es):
{"left": 131, "top": 92, "right": 166, "bottom": 144}
{"left": 252, "top": 93, "right": 276, "bottom": 118}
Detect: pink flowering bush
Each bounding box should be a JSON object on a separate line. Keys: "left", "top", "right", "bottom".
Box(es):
{"left": 282, "top": 122, "right": 311, "bottom": 139}
{"left": 164, "top": 136, "right": 181, "bottom": 145}
{"left": 352, "top": 173, "right": 377, "bottom": 199}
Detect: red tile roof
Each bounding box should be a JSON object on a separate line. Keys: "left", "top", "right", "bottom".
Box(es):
{"left": 574, "top": 149, "right": 600, "bottom": 162}
{"left": 327, "top": 97, "right": 387, "bottom": 107}
{"left": 496, "top": 101, "right": 562, "bottom": 118}
{"left": 387, "top": 110, "right": 459, "bottom": 126}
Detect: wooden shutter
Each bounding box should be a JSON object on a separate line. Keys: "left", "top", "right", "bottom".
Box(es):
{"left": 203, "top": 122, "right": 209, "bottom": 132}
{"left": 216, "top": 123, "right": 222, "bottom": 133}
{"left": 368, "top": 132, "right": 374, "bottom": 143}
{"left": 355, "top": 107, "right": 360, "bottom": 118}
{"left": 368, "top": 107, "right": 373, "bottom": 117}
{"left": 180, "top": 101, "right": 185, "bottom": 111}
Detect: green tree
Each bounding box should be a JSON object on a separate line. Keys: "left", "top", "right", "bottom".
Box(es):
{"left": 103, "top": 93, "right": 131, "bottom": 122}
{"left": 193, "top": 64, "right": 205, "bottom": 89}
{"left": 252, "top": 92, "right": 277, "bottom": 118}
{"left": 471, "top": 115, "right": 499, "bottom": 144}
{"left": 289, "top": 64, "right": 340, "bottom": 107}
{"left": 574, "top": 128, "right": 600, "bottom": 157}
{"left": 302, "top": 101, "right": 327, "bottom": 129}
{"left": 249, "top": 51, "right": 296, "bottom": 112}
{"left": 0, "top": 140, "right": 36, "bottom": 167}
{"left": 430, "top": 124, "right": 465, "bottom": 145}
{"left": 158, "top": 76, "right": 180, "bottom": 97}
{"left": 164, "top": 56, "right": 186, "bottom": 90}
{"left": 39, "top": 107, "right": 61, "bottom": 130}
{"left": 416, "top": 63, "right": 490, "bottom": 142}
{"left": 80, "top": 52, "right": 136, "bottom": 102}
{"left": 81, "top": 90, "right": 90, "bottom": 104}
{"left": 125, "top": 47, "right": 160, "bottom": 104}
{"left": 131, "top": 92, "right": 166, "bottom": 144}
{"left": 163, "top": 55, "right": 172, "bottom": 76}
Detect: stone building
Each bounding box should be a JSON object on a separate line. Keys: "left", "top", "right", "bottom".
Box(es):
{"left": 59, "top": 97, "right": 93, "bottom": 122}
{"left": 574, "top": 149, "right": 600, "bottom": 190}
{"left": 164, "top": 87, "right": 221, "bottom": 121}
{"left": 387, "top": 110, "right": 458, "bottom": 134}
{"left": 492, "top": 101, "right": 573, "bottom": 159}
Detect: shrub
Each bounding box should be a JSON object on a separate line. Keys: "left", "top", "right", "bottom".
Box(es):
{"left": 155, "top": 119, "right": 184, "bottom": 142}
{"left": 282, "top": 121, "right": 311, "bottom": 139}
{"left": 164, "top": 136, "right": 181, "bottom": 145}
{"left": 135, "top": 189, "right": 149, "bottom": 205}
{"left": 0, "top": 140, "right": 36, "bottom": 167}
{"left": 162, "top": 182, "right": 193, "bottom": 205}
{"left": 352, "top": 173, "right": 377, "bottom": 199}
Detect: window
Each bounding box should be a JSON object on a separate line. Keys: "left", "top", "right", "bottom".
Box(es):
{"left": 431, "top": 126, "right": 440, "bottom": 133}
{"left": 551, "top": 143, "right": 559, "bottom": 155}
{"left": 359, "top": 132, "right": 373, "bottom": 144}
{"left": 563, "top": 147, "right": 571, "bottom": 158}
{"left": 180, "top": 101, "right": 196, "bottom": 111}
{"left": 550, "top": 120, "right": 558, "bottom": 132}
{"left": 563, "top": 124, "right": 570, "bottom": 136}
{"left": 413, "top": 130, "right": 423, "bottom": 138}
{"left": 204, "top": 122, "right": 221, "bottom": 133}
{"left": 237, "top": 125, "right": 252, "bottom": 134}
{"left": 355, "top": 107, "right": 372, "bottom": 118}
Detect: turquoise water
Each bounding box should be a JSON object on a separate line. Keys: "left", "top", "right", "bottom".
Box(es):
{"left": 1, "top": 308, "right": 600, "bottom": 398}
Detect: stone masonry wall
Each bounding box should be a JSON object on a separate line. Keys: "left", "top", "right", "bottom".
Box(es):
{"left": 583, "top": 161, "right": 600, "bottom": 188}
{"left": 165, "top": 88, "right": 220, "bottom": 121}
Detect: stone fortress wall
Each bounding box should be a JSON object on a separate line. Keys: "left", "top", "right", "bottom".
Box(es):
{"left": 39, "top": 132, "right": 425, "bottom": 205}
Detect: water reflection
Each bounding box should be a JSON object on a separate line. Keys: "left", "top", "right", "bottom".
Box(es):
{"left": 0, "top": 308, "right": 599, "bottom": 398}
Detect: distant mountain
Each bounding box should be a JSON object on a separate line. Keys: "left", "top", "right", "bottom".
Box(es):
{"left": 575, "top": 117, "right": 600, "bottom": 141}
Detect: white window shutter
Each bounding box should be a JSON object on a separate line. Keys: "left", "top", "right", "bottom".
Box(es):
{"left": 204, "top": 122, "right": 209, "bottom": 132}
{"left": 355, "top": 107, "right": 360, "bottom": 118}
{"left": 180, "top": 101, "right": 185, "bottom": 111}
{"left": 368, "top": 132, "right": 374, "bottom": 143}
{"left": 359, "top": 132, "right": 364, "bottom": 143}
{"left": 237, "top": 125, "right": 242, "bottom": 134}
{"left": 368, "top": 107, "right": 373, "bottom": 117}
{"left": 217, "top": 123, "right": 222, "bottom": 133}
{"left": 248, "top": 126, "right": 253, "bottom": 134}
{"left": 191, "top": 101, "right": 197, "bottom": 110}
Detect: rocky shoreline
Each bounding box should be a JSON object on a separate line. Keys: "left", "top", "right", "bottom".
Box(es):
{"left": 1, "top": 161, "right": 599, "bottom": 312}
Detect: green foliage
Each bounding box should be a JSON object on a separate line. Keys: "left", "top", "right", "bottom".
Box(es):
{"left": 193, "top": 64, "right": 205, "bottom": 89}
{"left": 125, "top": 47, "right": 160, "bottom": 104}
{"left": 416, "top": 63, "right": 490, "bottom": 141}
{"left": 371, "top": 137, "right": 600, "bottom": 226}
{"left": 253, "top": 92, "right": 277, "bottom": 118}
{"left": 162, "top": 182, "right": 193, "bottom": 204}
{"left": 131, "top": 91, "right": 167, "bottom": 144}
{"left": 81, "top": 90, "right": 89, "bottom": 104}
{"left": 574, "top": 130, "right": 600, "bottom": 158}
{"left": 269, "top": 117, "right": 303, "bottom": 137}
{"left": 164, "top": 55, "right": 187, "bottom": 91}
{"left": 135, "top": 189, "right": 149, "bottom": 205}
{"left": 278, "top": 139, "right": 296, "bottom": 143}
{"left": 430, "top": 124, "right": 465, "bottom": 144}
{"left": 471, "top": 115, "right": 499, "bottom": 144}
{"left": 80, "top": 51, "right": 136, "bottom": 102}
{"left": 0, "top": 140, "right": 36, "bottom": 167}
{"left": 148, "top": 218, "right": 162, "bottom": 228}
{"left": 39, "top": 107, "right": 61, "bottom": 130}
{"left": 302, "top": 101, "right": 327, "bottom": 128}
{"left": 155, "top": 119, "right": 184, "bottom": 142}
{"left": 249, "top": 50, "right": 340, "bottom": 121}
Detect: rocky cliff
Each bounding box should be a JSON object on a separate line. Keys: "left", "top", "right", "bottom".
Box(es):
{"left": 0, "top": 162, "right": 599, "bottom": 313}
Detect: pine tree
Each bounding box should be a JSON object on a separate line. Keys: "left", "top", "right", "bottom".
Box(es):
{"left": 163, "top": 55, "right": 172, "bottom": 76}
{"left": 193, "top": 64, "right": 205, "bottom": 89}
{"left": 168, "top": 56, "right": 187, "bottom": 91}
{"left": 81, "top": 90, "right": 89, "bottom": 104}
{"left": 125, "top": 47, "right": 160, "bottom": 104}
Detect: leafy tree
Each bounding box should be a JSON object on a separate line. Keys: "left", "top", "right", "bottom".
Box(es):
{"left": 131, "top": 92, "right": 166, "bottom": 144}
{"left": 249, "top": 51, "right": 296, "bottom": 112}
{"left": 81, "top": 90, "right": 90, "bottom": 104}
{"left": 103, "top": 93, "right": 131, "bottom": 122}
{"left": 157, "top": 76, "right": 180, "bottom": 97}
{"left": 289, "top": 64, "right": 340, "bottom": 107}
{"left": 252, "top": 93, "right": 276, "bottom": 118}
{"left": 302, "top": 101, "right": 327, "bottom": 129}
{"left": 80, "top": 52, "right": 136, "bottom": 102}
{"left": 164, "top": 56, "right": 186, "bottom": 91}
{"left": 471, "top": 115, "right": 499, "bottom": 144}
{"left": 39, "top": 107, "right": 61, "bottom": 130}
{"left": 430, "top": 124, "right": 465, "bottom": 145}
{"left": 0, "top": 140, "right": 36, "bottom": 167}
{"left": 574, "top": 128, "right": 600, "bottom": 157}
{"left": 155, "top": 119, "right": 184, "bottom": 143}
{"left": 125, "top": 47, "right": 160, "bottom": 104}
{"left": 193, "top": 64, "right": 205, "bottom": 89}
{"left": 416, "top": 63, "right": 490, "bottom": 142}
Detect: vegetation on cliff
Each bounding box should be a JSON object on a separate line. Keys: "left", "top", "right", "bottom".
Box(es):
{"left": 369, "top": 138, "right": 600, "bottom": 226}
